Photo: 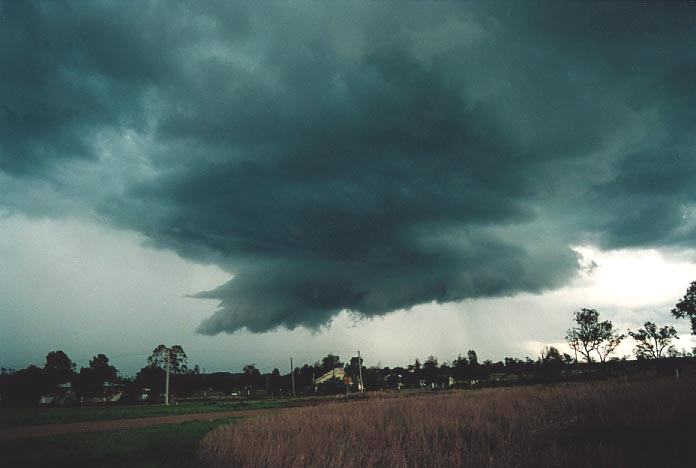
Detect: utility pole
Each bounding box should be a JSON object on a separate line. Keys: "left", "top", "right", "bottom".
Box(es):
{"left": 290, "top": 357, "right": 296, "bottom": 397}
{"left": 165, "top": 351, "right": 170, "bottom": 406}
{"left": 358, "top": 350, "right": 365, "bottom": 393}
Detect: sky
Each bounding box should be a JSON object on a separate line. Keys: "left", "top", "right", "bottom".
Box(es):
{"left": 1, "top": 1, "right": 696, "bottom": 375}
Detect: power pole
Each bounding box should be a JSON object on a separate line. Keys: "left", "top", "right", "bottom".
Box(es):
{"left": 165, "top": 351, "right": 170, "bottom": 406}
{"left": 358, "top": 350, "right": 365, "bottom": 393}
{"left": 290, "top": 357, "right": 296, "bottom": 397}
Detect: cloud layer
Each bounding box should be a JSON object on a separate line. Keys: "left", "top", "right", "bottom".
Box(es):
{"left": 2, "top": 1, "right": 696, "bottom": 333}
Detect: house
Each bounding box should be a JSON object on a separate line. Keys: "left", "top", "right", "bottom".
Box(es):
{"left": 39, "top": 382, "right": 78, "bottom": 406}
{"left": 313, "top": 368, "right": 356, "bottom": 394}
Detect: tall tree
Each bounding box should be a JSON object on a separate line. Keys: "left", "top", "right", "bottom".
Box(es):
{"left": 147, "top": 345, "right": 188, "bottom": 374}
{"left": 410, "top": 358, "right": 422, "bottom": 373}
{"left": 44, "top": 350, "right": 76, "bottom": 385}
{"left": 269, "top": 368, "right": 282, "bottom": 394}
{"left": 134, "top": 365, "right": 166, "bottom": 397}
{"left": 628, "top": 321, "right": 678, "bottom": 359}
{"left": 422, "top": 355, "right": 439, "bottom": 384}
{"left": 597, "top": 321, "right": 625, "bottom": 363}
{"left": 242, "top": 363, "right": 262, "bottom": 391}
{"left": 538, "top": 346, "right": 564, "bottom": 380}
{"left": 452, "top": 354, "right": 469, "bottom": 379}
{"left": 672, "top": 281, "right": 696, "bottom": 335}
{"left": 345, "top": 355, "right": 364, "bottom": 381}
{"left": 566, "top": 308, "right": 623, "bottom": 362}
{"left": 319, "top": 354, "right": 343, "bottom": 373}
{"left": 89, "top": 354, "right": 118, "bottom": 384}
{"left": 467, "top": 350, "right": 478, "bottom": 366}
{"left": 423, "top": 355, "right": 438, "bottom": 369}
{"left": 75, "top": 354, "right": 119, "bottom": 399}
{"left": 540, "top": 346, "right": 562, "bottom": 362}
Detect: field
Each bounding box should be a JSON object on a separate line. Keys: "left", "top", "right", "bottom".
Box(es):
{"left": 2, "top": 378, "right": 693, "bottom": 468}
{"left": 0, "top": 417, "right": 239, "bottom": 468}
{"left": 0, "top": 399, "right": 287, "bottom": 427}
{"left": 200, "top": 377, "right": 696, "bottom": 468}
{"left": 0, "top": 394, "right": 357, "bottom": 467}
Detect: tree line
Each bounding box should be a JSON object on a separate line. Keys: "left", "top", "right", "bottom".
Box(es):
{"left": 565, "top": 280, "right": 696, "bottom": 362}
{"left": 2, "top": 281, "right": 696, "bottom": 407}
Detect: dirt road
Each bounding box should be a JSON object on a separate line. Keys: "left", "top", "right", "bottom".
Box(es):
{"left": 0, "top": 408, "right": 275, "bottom": 441}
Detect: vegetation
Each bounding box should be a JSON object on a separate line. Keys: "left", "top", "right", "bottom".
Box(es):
{"left": 2, "top": 285, "right": 694, "bottom": 407}
{"left": 1, "top": 284, "right": 695, "bottom": 467}
{"left": 565, "top": 308, "right": 624, "bottom": 362}
{"left": 672, "top": 280, "right": 696, "bottom": 335}
{"left": 200, "top": 377, "right": 696, "bottom": 468}
{"left": 0, "top": 417, "right": 239, "bottom": 468}
{"left": 628, "top": 321, "right": 679, "bottom": 359}
{"left": 0, "top": 400, "right": 283, "bottom": 428}
{"left": 147, "top": 345, "right": 190, "bottom": 374}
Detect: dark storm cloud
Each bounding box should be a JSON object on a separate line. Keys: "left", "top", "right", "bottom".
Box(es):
{"left": 2, "top": 1, "right": 696, "bottom": 333}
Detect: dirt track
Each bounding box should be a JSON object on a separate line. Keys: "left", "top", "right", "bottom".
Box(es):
{"left": 0, "top": 408, "right": 276, "bottom": 441}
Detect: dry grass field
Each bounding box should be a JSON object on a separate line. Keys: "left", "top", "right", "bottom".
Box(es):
{"left": 199, "top": 377, "right": 695, "bottom": 468}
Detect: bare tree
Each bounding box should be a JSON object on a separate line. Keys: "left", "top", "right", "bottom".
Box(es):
{"left": 566, "top": 308, "right": 623, "bottom": 362}
{"left": 597, "top": 325, "right": 625, "bottom": 363}
{"left": 628, "top": 321, "right": 678, "bottom": 359}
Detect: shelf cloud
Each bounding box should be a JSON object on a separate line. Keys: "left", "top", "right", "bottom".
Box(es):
{"left": 2, "top": 1, "right": 695, "bottom": 333}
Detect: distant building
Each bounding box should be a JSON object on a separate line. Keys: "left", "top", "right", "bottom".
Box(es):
{"left": 39, "top": 382, "right": 78, "bottom": 406}
{"left": 314, "top": 367, "right": 347, "bottom": 385}
{"left": 313, "top": 368, "right": 356, "bottom": 394}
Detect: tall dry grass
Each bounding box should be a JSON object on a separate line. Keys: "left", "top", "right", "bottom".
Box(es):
{"left": 199, "top": 378, "right": 695, "bottom": 468}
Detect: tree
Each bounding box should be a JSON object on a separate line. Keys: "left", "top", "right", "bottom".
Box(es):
{"left": 537, "top": 346, "right": 563, "bottom": 381}
{"left": 452, "top": 354, "right": 470, "bottom": 379}
{"left": 410, "top": 358, "right": 422, "bottom": 373}
{"left": 44, "top": 350, "right": 76, "bottom": 386}
{"left": 89, "top": 354, "right": 118, "bottom": 384}
{"left": 672, "top": 281, "right": 696, "bottom": 335}
{"left": 147, "top": 345, "right": 188, "bottom": 374}
{"left": 566, "top": 308, "right": 623, "bottom": 362}
{"left": 345, "top": 355, "right": 364, "bottom": 381}
{"left": 74, "top": 354, "right": 118, "bottom": 398}
{"left": 597, "top": 323, "right": 625, "bottom": 363}
{"left": 467, "top": 350, "right": 478, "bottom": 366}
{"left": 241, "top": 363, "right": 262, "bottom": 393}
{"left": 0, "top": 365, "right": 44, "bottom": 407}
{"left": 74, "top": 367, "right": 101, "bottom": 399}
{"left": 269, "top": 368, "right": 282, "bottom": 394}
{"left": 134, "top": 365, "right": 166, "bottom": 398}
{"left": 319, "top": 354, "right": 343, "bottom": 373}
{"left": 423, "top": 355, "right": 439, "bottom": 369}
{"left": 421, "top": 355, "right": 439, "bottom": 384}
{"left": 628, "top": 321, "right": 678, "bottom": 359}
{"left": 504, "top": 357, "right": 525, "bottom": 374}
{"left": 540, "top": 346, "right": 562, "bottom": 362}
{"left": 75, "top": 354, "right": 120, "bottom": 399}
